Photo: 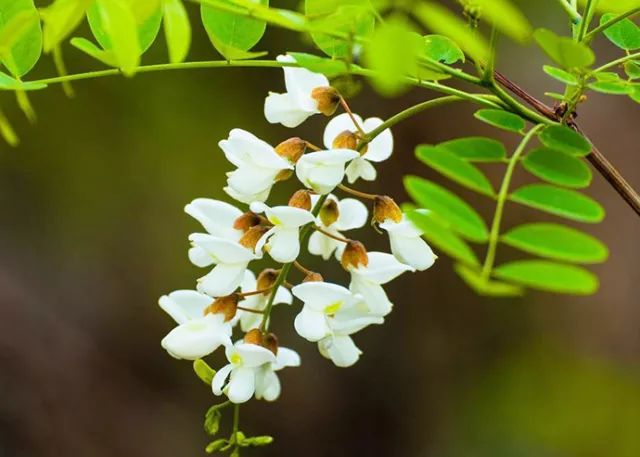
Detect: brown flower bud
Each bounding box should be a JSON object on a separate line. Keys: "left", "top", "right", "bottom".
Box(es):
{"left": 341, "top": 240, "right": 369, "bottom": 270}
{"left": 275, "top": 137, "right": 307, "bottom": 163}
{"left": 256, "top": 268, "right": 279, "bottom": 293}
{"left": 311, "top": 86, "right": 340, "bottom": 116}
{"left": 239, "top": 225, "right": 269, "bottom": 250}
{"left": 263, "top": 332, "right": 279, "bottom": 355}
{"left": 275, "top": 169, "right": 294, "bottom": 182}
{"left": 332, "top": 130, "right": 358, "bottom": 150}
{"left": 234, "top": 211, "right": 262, "bottom": 232}
{"left": 244, "top": 328, "right": 264, "bottom": 346}
{"left": 319, "top": 199, "right": 339, "bottom": 227}
{"left": 303, "top": 272, "right": 324, "bottom": 282}
{"left": 288, "top": 189, "right": 312, "bottom": 210}
{"left": 205, "top": 294, "right": 239, "bottom": 322}
{"left": 372, "top": 196, "right": 402, "bottom": 224}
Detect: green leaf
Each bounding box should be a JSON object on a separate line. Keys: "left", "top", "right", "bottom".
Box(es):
{"left": 87, "top": 0, "right": 141, "bottom": 75}
{"left": 423, "top": 34, "right": 465, "bottom": 64}
{"left": 404, "top": 176, "right": 489, "bottom": 242}
{"left": 538, "top": 125, "right": 591, "bottom": 156}
{"left": 544, "top": 91, "right": 566, "bottom": 101}
{"left": 438, "top": 136, "right": 506, "bottom": 162}
{"left": 510, "top": 183, "right": 605, "bottom": 223}
{"left": 493, "top": 260, "right": 599, "bottom": 295}
{"left": 289, "top": 52, "right": 351, "bottom": 77}
{"left": 631, "top": 85, "right": 640, "bottom": 103}
{"left": 70, "top": 37, "right": 117, "bottom": 66}
{"left": 414, "top": 2, "right": 490, "bottom": 63}
{"left": 455, "top": 263, "right": 524, "bottom": 297}
{"left": 543, "top": 65, "right": 579, "bottom": 85}
{"left": 407, "top": 209, "right": 480, "bottom": 266}
{"left": 501, "top": 223, "right": 608, "bottom": 264}
{"left": 241, "top": 436, "right": 274, "bottom": 447}
{"left": 0, "top": 0, "right": 42, "bottom": 77}
{"left": 193, "top": 358, "right": 216, "bottom": 385}
{"left": 205, "top": 439, "right": 228, "bottom": 453}
{"left": 201, "top": 0, "right": 268, "bottom": 60}
{"left": 204, "top": 404, "right": 224, "bottom": 436}
{"left": 0, "top": 71, "right": 46, "bottom": 90}
{"left": 474, "top": 109, "right": 526, "bottom": 133}
{"left": 624, "top": 61, "right": 640, "bottom": 79}
{"left": 416, "top": 145, "right": 495, "bottom": 196}
{"left": 522, "top": 147, "right": 592, "bottom": 188}
{"left": 162, "top": 0, "right": 191, "bottom": 63}
{"left": 600, "top": 12, "right": 640, "bottom": 50}
{"left": 471, "top": 0, "right": 532, "bottom": 43}
{"left": 363, "top": 17, "right": 421, "bottom": 96}
{"left": 591, "top": 0, "right": 640, "bottom": 14}
{"left": 305, "top": 0, "right": 375, "bottom": 58}
{"left": 533, "top": 28, "right": 595, "bottom": 69}
{"left": 40, "top": 0, "right": 91, "bottom": 53}
{"left": 588, "top": 81, "right": 632, "bottom": 94}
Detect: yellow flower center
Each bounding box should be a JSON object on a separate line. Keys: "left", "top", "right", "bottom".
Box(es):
{"left": 230, "top": 353, "right": 243, "bottom": 365}
{"left": 324, "top": 301, "right": 342, "bottom": 315}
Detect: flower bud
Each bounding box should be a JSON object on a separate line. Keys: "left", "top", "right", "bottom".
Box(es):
{"left": 234, "top": 211, "right": 262, "bottom": 232}
{"left": 303, "top": 272, "right": 324, "bottom": 282}
{"left": 341, "top": 240, "right": 369, "bottom": 270}
{"left": 244, "top": 328, "right": 263, "bottom": 346}
{"left": 239, "top": 225, "right": 269, "bottom": 250}
{"left": 332, "top": 130, "right": 358, "bottom": 150}
{"left": 319, "top": 199, "right": 339, "bottom": 227}
{"left": 372, "top": 196, "right": 403, "bottom": 224}
{"left": 311, "top": 86, "right": 340, "bottom": 116}
{"left": 205, "top": 294, "right": 239, "bottom": 322}
{"left": 275, "top": 137, "right": 307, "bottom": 163}
{"left": 288, "top": 189, "right": 312, "bottom": 210}
{"left": 263, "top": 332, "right": 279, "bottom": 355}
{"left": 275, "top": 169, "right": 294, "bottom": 182}
{"left": 256, "top": 268, "right": 279, "bottom": 293}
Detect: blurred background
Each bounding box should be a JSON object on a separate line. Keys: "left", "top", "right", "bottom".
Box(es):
{"left": 1, "top": 1, "right": 639, "bottom": 456}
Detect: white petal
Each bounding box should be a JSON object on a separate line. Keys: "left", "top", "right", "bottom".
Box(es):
{"left": 235, "top": 343, "right": 277, "bottom": 367}
{"left": 296, "top": 150, "right": 358, "bottom": 194}
{"left": 294, "top": 308, "right": 331, "bottom": 342}
{"left": 318, "top": 335, "right": 362, "bottom": 367}
{"left": 379, "top": 218, "right": 423, "bottom": 237}
{"left": 274, "top": 347, "right": 301, "bottom": 370}
{"left": 198, "top": 263, "right": 248, "bottom": 297}
{"left": 159, "top": 290, "right": 212, "bottom": 324}
{"left": 389, "top": 233, "right": 436, "bottom": 271}
{"left": 362, "top": 117, "right": 393, "bottom": 162}
{"left": 335, "top": 198, "right": 368, "bottom": 231}
{"left": 354, "top": 251, "right": 414, "bottom": 284}
{"left": 278, "top": 54, "right": 329, "bottom": 108}
{"left": 224, "top": 185, "right": 271, "bottom": 205}
{"left": 264, "top": 92, "right": 312, "bottom": 128}
{"left": 323, "top": 112, "right": 360, "bottom": 149}
{"left": 188, "top": 245, "right": 215, "bottom": 267}
{"left": 265, "top": 205, "right": 315, "bottom": 228}
{"left": 190, "top": 235, "right": 255, "bottom": 264}
{"left": 184, "top": 199, "right": 243, "bottom": 241}
{"left": 255, "top": 368, "right": 281, "bottom": 401}
{"left": 307, "top": 230, "right": 338, "bottom": 260}
{"left": 212, "top": 363, "right": 233, "bottom": 395}
{"left": 350, "top": 277, "right": 393, "bottom": 316}
{"left": 220, "top": 128, "right": 291, "bottom": 170}
{"left": 161, "top": 315, "right": 231, "bottom": 360}
{"left": 292, "top": 281, "right": 353, "bottom": 310}
{"left": 345, "top": 157, "right": 377, "bottom": 183}
{"left": 266, "top": 228, "right": 301, "bottom": 263}
{"left": 274, "top": 286, "right": 293, "bottom": 305}
{"left": 227, "top": 367, "right": 256, "bottom": 403}
{"left": 331, "top": 315, "right": 384, "bottom": 336}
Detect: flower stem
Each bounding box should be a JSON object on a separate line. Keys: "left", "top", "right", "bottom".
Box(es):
{"left": 481, "top": 124, "right": 544, "bottom": 280}
{"left": 337, "top": 184, "right": 377, "bottom": 200}
{"left": 237, "top": 287, "right": 272, "bottom": 298}
{"left": 231, "top": 403, "right": 240, "bottom": 449}
{"left": 293, "top": 260, "right": 314, "bottom": 276}
{"left": 339, "top": 96, "right": 366, "bottom": 136}
{"left": 236, "top": 305, "right": 265, "bottom": 314}
{"left": 305, "top": 141, "right": 322, "bottom": 151}
{"left": 313, "top": 225, "right": 350, "bottom": 243}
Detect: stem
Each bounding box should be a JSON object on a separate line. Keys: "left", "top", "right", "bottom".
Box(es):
{"left": 305, "top": 141, "right": 322, "bottom": 151}
{"left": 481, "top": 125, "right": 544, "bottom": 279}
{"left": 337, "top": 183, "right": 377, "bottom": 200}
{"left": 53, "top": 45, "right": 74, "bottom": 98}
{"left": 556, "top": 0, "right": 582, "bottom": 23}
{"left": 314, "top": 225, "right": 350, "bottom": 243}
{"left": 237, "top": 287, "right": 272, "bottom": 298}
{"left": 293, "top": 260, "right": 314, "bottom": 276}
{"left": 236, "top": 305, "right": 265, "bottom": 314}
{"left": 340, "top": 96, "right": 366, "bottom": 136}
{"left": 583, "top": 7, "right": 640, "bottom": 42}
{"left": 592, "top": 51, "right": 640, "bottom": 74}
{"left": 483, "top": 27, "right": 498, "bottom": 84}
{"left": 577, "top": 0, "right": 597, "bottom": 41}
{"left": 232, "top": 404, "right": 240, "bottom": 446}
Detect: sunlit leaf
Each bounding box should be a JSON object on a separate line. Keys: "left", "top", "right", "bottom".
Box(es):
{"left": 423, "top": 34, "right": 464, "bottom": 64}
{"left": 538, "top": 125, "right": 591, "bottom": 156}
{"left": 70, "top": 37, "right": 117, "bottom": 66}
{"left": 40, "top": 0, "right": 91, "bottom": 53}
{"left": 474, "top": 109, "right": 526, "bottom": 133}
{"left": 510, "top": 183, "right": 605, "bottom": 223}
{"left": 533, "top": 28, "right": 595, "bottom": 69}
{"left": 624, "top": 61, "right": 640, "bottom": 79}
{"left": 438, "top": 136, "right": 506, "bottom": 162}
{"left": 471, "top": 0, "right": 532, "bottom": 43}
{"left": 0, "top": 71, "right": 46, "bottom": 90}
{"left": 0, "top": 0, "right": 42, "bottom": 77}
{"left": 588, "top": 0, "right": 640, "bottom": 13}
{"left": 405, "top": 176, "right": 489, "bottom": 242}
{"left": 493, "top": 260, "right": 599, "bottom": 295}
{"left": 543, "top": 65, "right": 578, "bottom": 85}
{"left": 455, "top": 263, "right": 524, "bottom": 297}
{"left": 522, "top": 147, "right": 592, "bottom": 188}
{"left": 501, "top": 223, "right": 608, "bottom": 264}
{"left": 416, "top": 145, "right": 495, "bottom": 197}
{"left": 162, "top": 0, "right": 191, "bottom": 63}
{"left": 193, "top": 359, "right": 216, "bottom": 385}
{"left": 589, "top": 81, "right": 632, "bottom": 94}
{"left": 288, "top": 52, "right": 352, "bottom": 77}
{"left": 600, "top": 12, "right": 640, "bottom": 50}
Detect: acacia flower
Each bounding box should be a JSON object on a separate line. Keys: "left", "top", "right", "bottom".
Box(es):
{"left": 159, "top": 290, "right": 232, "bottom": 360}
{"left": 219, "top": 129, "right": 293, "bottom": 204}
{"left": 380, "top": 216, "right": 437, "bottom": 271}
{"left": 348, "top": 252, "right": 415, "bottom": 316}
{"left": 264, "top": 55, "right": 339, "bottom": 128}
{"left": 250, "top": 202, "right": 315, "bottom": 263}
{"left": 189, "top": 233, "right": 257, "bottom": 297}
{"left": 212, "top": 342, "right": 277, "bottom": 404}
{"left": 295, "top": 149, "right": 359, "bottom": 194}
{"left": 323, "top": 113, "right": 393, "bottom": 183}
{"left": 254, "top": 347, "right": 301, "bottom": 401}
{"left": 236, "top": 270, "right": 292, "bottom": 331}
{"left": 308, "top": 194, "right": 368, "bottom": 260}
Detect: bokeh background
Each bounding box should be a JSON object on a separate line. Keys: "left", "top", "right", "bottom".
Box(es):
{"left": 1, "top": 1, "right": 639, "bottom": 456}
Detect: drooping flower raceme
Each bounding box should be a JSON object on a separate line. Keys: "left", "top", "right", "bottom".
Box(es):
{"left": 295, "top": 149, "right": 359, "bottom": 194}
{"left": 323, "top": 112, "right": 394, "bottom": 183}
{"left": 236, "top": 270, "right": 292, "bottom": 331}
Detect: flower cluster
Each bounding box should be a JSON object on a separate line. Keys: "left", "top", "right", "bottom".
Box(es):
{"left": 158, "top": 54, "right": 436, "bottom": 447}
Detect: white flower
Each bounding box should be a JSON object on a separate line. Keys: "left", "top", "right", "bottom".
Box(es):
{"left": 323, "top": 113, "right": 393, "bottom": 183}
{"left": 219, "top": 129, "right": 293, "bottom": 204}
{"left": 250, "top": 202, "right": 315, "bottom": 263}
{"left": 212, "top": 342, "right": 277, "bottom": 403}
{"left": 295, "top": 149, "right": 359, "bottom": 194}
{"left": 380, "top": 216, "right": 437, "bottom": 271}
{"left": 254, "top": 347, "right": 301, "bottom": 401}
{"left": 159, "top": 290, "right": 232, "bottom": 360}
{"left": 264, "top": 55, "right": 330, "bottom": 128}
{"left": 348, "top": 252, "right": 414, "bottom": 317}
{"left": 292, "top": 281, "right": 383, "bottom": 367}
{"left": 189, "top": 233, "right": 257, "bottom": 297}
{"left": 236, "top": 270, "right": 292, "bottom": 331}
{"left": 308, "top": 194, "right": 368, "bottom": 260}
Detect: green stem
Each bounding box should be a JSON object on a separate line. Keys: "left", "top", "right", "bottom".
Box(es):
{"left": 52, "top": 45, "right": 75, "bottom": 98}
{"left": 556, "top": 0, "right": 582, "bottom": 23}
{"left": 592, "top": 51, "right": 640, "bottom": 74}
{"left": 577, "top": 0, "right": 597, "bottom": 41}
{"left": 583, "top": 7, "right": 640, "bottom": 42}
{"left": 489, "top": 82, "right": 553, "bottom": 125}
{"left": 481, "top": 124, "right": 544, "bottom": 279}
{"left": 483, "top": 27, "right": 498, "bottom": 84}
{"left": 231, "top": 403, "right": 240, "bottom": 451}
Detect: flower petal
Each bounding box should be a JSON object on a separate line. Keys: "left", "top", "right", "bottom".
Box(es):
{"left": 161, "top": 315, "right": 231, "bottom": 360}
{"left": 322, "top": 112, "right": 360, "bottom": 149}
{"left": 335, "top": 198, "right": 368, "bottom": 231}
{"left": 274, "top": 347, "right": 301, "bottom": 369}
{"left": 318, "top": 335, "right": 362, "bottom": 367}
{"left": 265, "top": 205, "right": 315, "bottom": 228}
{"left": 292, "top": 281, "right": 353, "bottom": 310}
{"left": 345, "top": 157, "right": 377, "bottom": 183}
{"left": 264, "top": 92, "right": 312, "bottom": 128}
{"left": 188, "top": 244, "right": 215, "bottom": 267}
{"left": 236, "top": 343, "right": 277, "bottom": 367}
{"left": 389, "top": 232, "right": 436, "bottom": 271}
{"left": 212, "top": 363, "right": 233, "bottom": 395}
{"left": 308, "top": 230, "right": 338, "bottom": 260}
{"left": 362, "top": 117, "right": 393, "bottom": 162}
{"left": 294, "top": 308, "right": 330, "bottom": 342}
{"left": 266, "top": 227, "right": 301, "bottom": 263}
{"left": 227, "top": 166, "right": 279, "bottom": 196}
{"left": 278, "top": 54, "right": 329, "bottom": 109}
{"left": 159, "top": 290, "right": 213, "bottom": 324}
{"left": 354, "top": 251, "right": 414, "bottom": 284}
{"left": 220, "top": 128, "right": 291, "bottom": 170}
{"left": 184, "top": 198, "right": 243, "bottom": 241}
{"left": 255, "top": 367, "right": 280, "bottom": 401}
{"left": 190, "top": 235, "right": 255, "bottom": 264}
{"left": 227, "top": 366, "right": 256, "bottom": 403}
{"left": 274, "top": 286, "right": 293, "bottom": 305}
{"left": 224, "top": 185, "right": 271, "bottom": 205}
{"left": 349, "top": 277, "right": 393, "bottom": 316}
{"left": 198, "top": 263, "right": 248, "bottom": 297}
